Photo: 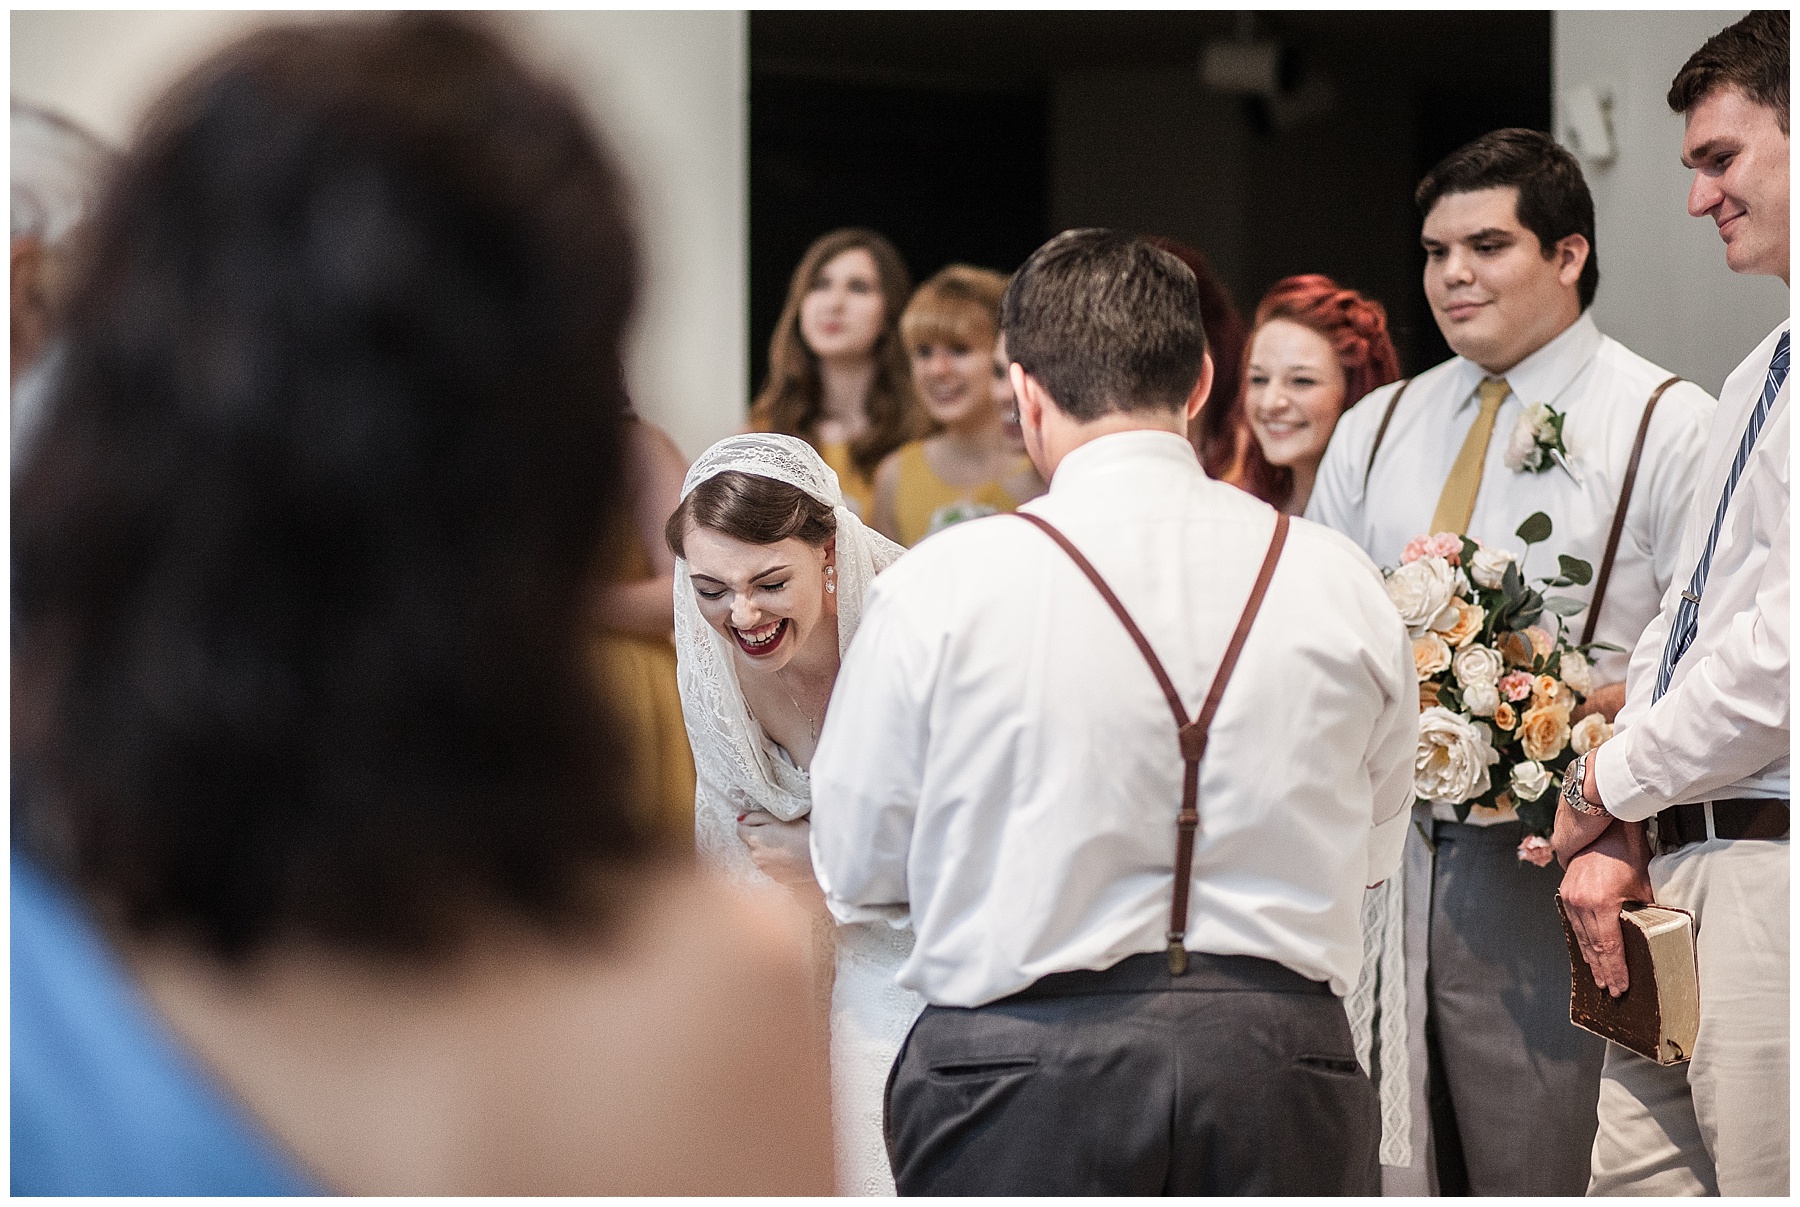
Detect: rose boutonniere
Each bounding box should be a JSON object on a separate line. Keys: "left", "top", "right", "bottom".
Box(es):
{"left": 1503, "top": 401, "right": 1578, "bottom": 481}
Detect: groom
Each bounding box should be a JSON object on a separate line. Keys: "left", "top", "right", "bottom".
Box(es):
{"left": 809, "top": 230, "right": 1418, "bottom": 1195}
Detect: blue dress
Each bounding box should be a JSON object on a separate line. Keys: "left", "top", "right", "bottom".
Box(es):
{"left": 11, "top": 850, "right": 318, "bottom": 1195}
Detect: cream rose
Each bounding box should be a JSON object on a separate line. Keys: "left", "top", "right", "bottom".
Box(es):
{"left": 1414, "top": 633, "right": 1453, "bottom": 680}
{"left": 1386, "top": 557, "right": 1460, "bottom": 636}
{"left": 1415, "top": 707, "right": 1500, "bottom": 804}
{"left": 1469, "top": 545, "right": 1518, "bottom": 590}
{"left": 1452, "top": 643, "right": 1505, "bottom": 690}
{"left": 1462, "top": 680, "right": 1500, "bottom": 717}
{"left": 1510, "top": 760, "right": 1554, "bottom": 802}
{"left": 1519, "top": 704, "right": 1572, "bottom": 762}
{"left": 1560, "top": 649, "right": 1592, "bottom": 693}
{"left": 1503, "top": 412, "right": 1543, "bottom": 472}
{"left": 1571, "top": 712, "right": 1614, "bottom": 756}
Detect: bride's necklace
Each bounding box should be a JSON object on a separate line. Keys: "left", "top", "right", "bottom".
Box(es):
{"left": 775, "top": 669, "right": 822, "bottom": 743}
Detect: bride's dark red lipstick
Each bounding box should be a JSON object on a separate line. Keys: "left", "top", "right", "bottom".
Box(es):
{"left": 731, "top": 617, "right": 789, "bottom": 657}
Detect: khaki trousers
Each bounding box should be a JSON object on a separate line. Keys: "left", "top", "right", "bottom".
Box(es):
{"left": 1588, "top": 836, "right": 1789, "bottom": 1196}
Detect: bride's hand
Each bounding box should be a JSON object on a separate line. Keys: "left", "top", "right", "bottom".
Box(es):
{"left": 737, "top": 812, "right": 823, "bottom": 899}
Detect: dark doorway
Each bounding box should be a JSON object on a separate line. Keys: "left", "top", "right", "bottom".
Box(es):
{"left": 750, "top": 75, "right": 1047, "bottom": 397}
{"left": 750, "top": 11, "right": 1552, "bottom": 391}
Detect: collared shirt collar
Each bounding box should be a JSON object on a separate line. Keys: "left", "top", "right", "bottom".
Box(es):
{"left": 1046, "top": 427, "right": 1198, "bottom": 492}
{"left": 1451, "top": 310, "right": 1601, "bottom": 412}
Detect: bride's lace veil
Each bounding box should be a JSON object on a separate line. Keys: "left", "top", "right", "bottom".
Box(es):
{"left": 673, "top": 434, "right": 905, "bottom": 878}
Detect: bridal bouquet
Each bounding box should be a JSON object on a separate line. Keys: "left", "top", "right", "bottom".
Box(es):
{"left": 1384, "top": 513, "right": 1618, "bottom": 865}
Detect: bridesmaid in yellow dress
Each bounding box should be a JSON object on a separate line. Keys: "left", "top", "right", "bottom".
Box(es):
{"left": 588, "top": 415, "right": 696, "bottom": 847}
{"left": 749, "top": 229, "right": 923, "bottom": 519}
{"left": 871, "top": 265, "right": 1044, "bottom": 547}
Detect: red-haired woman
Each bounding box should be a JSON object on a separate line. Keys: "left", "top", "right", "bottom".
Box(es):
{"left": 1231, "top": 274, "right": 1401, "bottom": 514}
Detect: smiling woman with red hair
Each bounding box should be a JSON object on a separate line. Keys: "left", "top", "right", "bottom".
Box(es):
{"left": 1230, "top": 274, "right": 1401, "bottom": 513}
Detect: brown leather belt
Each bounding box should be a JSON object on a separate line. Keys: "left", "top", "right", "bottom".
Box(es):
{"left": 1657, "top": 798, "right": 1789, "bottom": 850}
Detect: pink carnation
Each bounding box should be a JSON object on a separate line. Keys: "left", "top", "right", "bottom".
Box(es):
{"left": 1499, "top": 670, "right": 1536, "bottom": 702}
{"left": 1401, "top": 531, "right": 1464, "bottom": 566}
{"left": 1424, "top": 532, "right": 1463, "bottom": 564}
{"left": 1516, "top": 836, "right": 1555, "bottom": 867}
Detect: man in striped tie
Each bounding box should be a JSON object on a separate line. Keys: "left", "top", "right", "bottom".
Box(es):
{"left": 1553, "top": 10, "right": 1789, "bottom": 1196}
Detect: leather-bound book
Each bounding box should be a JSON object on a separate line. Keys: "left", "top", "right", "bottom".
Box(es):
{"left": 1554, "top": 895, "right": 1699, "bottom": 1065}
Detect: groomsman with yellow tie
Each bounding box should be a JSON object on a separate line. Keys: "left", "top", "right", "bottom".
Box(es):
{"left": 1308, "top": 129, "right": 1715, "bottom": 1194}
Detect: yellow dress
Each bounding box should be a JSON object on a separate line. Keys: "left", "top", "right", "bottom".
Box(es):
{"left": 819, "top": 439, "right": 877, "bottom": 522}
{"left": 588, "top": 530, "right": 697, "bottom": 849}
{"left": 891, "top": 440, "right": 1032, "bottom": 547}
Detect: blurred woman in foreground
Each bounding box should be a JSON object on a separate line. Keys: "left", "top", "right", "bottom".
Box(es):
{"left": 1232, "top": 274, "right": 1401, "bottom": 513}
{"left": 10, "top": 14, "right": 830, "bottom": 1195}
{"left": 750, "top": 228, "right": 920, "bottom": 520}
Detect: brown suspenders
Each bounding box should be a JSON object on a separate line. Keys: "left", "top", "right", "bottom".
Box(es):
{"left": 1015, "top": 510, "right": 1290, "bottom": 975}
{"left": 1582, "top": 375, "right": 1682, "bottom": 645}
{"left": 1362, "top": 378, "right": 1414, "bottom": 489}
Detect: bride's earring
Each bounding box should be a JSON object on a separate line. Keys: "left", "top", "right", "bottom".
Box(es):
{"left": 825, "top": 565, "right": 837, "bottom": 594}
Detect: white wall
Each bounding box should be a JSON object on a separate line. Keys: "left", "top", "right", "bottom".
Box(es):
{"left": 1553, "top": 11, "right": 1788, "bottom": 396}
{"left": 10, "top": 10, "right": 748, "bottom": 458}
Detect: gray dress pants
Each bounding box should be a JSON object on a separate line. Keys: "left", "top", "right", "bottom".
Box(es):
{"left": 1425, "top": 818, "right": 1607, "bottom": 1195}
{"left": 884, "top": 952, "right": 1380, "bottom": 1196}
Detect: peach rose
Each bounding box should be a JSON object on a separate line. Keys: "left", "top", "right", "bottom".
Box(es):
{"left": 1531, "top": 674, "right": 1560, "bottom": 708}
{"left": 1519, "top": 703, "right": 1572, "bottom": 762}
{"left": 1414, "top": 633, "right": 1453, "bottom": 681}
{"left": 1571, "top": 712, "right": 1614, "bottom": 755}
{"left": 1493, "top": 702, "right": 1518, "bottom": 731}
{"left": 1527, "top": 626, "right": 1555, "bottom": 658}
{"left": 1435, "top": 598, "right": 1485, "bottom": 648}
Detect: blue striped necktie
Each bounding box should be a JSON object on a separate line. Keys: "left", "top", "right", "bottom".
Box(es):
{"left": 1653, "top": 330, "right": 1790, "bottom": 700}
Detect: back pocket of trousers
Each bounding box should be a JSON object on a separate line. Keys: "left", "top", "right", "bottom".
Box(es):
{"left": 1295, "top": 1053, "right": 1364, "bottom": 1076}
{"left": 928, "top": 1056, "right": 1037, "bottom": 1081}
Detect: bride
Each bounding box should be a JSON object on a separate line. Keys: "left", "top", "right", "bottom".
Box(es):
{"left": 668, "top": 433, "right": 924, "bottom": 1196}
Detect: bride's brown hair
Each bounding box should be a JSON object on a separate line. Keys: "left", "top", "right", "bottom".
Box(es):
{"left": 666, "top": 472, "right": 836, "bottom": 559}
{"left": 750, "top": 228, "right": 921, "bottom": 479}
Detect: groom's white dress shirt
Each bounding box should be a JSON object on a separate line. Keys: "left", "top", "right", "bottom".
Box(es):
{"left": 1307, "top": 312, "right": 1715, "bottom": 825}
{"left": 810, "top": 430, "right": 1416, "bottom": 1009}
{"left": 1595, "top": 321, "right": 1790, "bottom": 820}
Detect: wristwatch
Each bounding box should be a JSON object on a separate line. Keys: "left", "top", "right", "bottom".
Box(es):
{"left": 1561, "top": 751, "right": 1607, "bottom": 817}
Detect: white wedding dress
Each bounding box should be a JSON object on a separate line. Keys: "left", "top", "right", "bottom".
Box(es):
{"left": 674, "top": 434, "right": 925, "bottom": 1196}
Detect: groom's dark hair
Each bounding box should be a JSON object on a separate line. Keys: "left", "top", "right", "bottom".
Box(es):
{"left": 1000, "top": 228, "right": 1208, "bottom": 421}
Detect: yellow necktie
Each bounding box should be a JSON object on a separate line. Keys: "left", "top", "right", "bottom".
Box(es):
{"left": 1429, "top": 377, "right": 1510, "bottom": 536}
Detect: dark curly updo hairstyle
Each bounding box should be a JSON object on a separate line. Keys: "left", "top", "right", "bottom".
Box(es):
{"left": 12, "top": 13, "right": 648, "bottom": 959}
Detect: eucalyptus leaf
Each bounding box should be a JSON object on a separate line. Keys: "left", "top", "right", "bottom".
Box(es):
{"left": 1501, "top": 560, "right": 1526, "bottom": 601}
{"left": 1557, "top": 555, "right": 1593, "bottom": 586}
{"left": 1581, "top": 641, "right": 1627, "bottom": 654}
{"left": 1515, "top": 511, "right": 1553, "bottom": 546}
{"left": 1543, "top": 595, "right": 1589, "bottom": 617}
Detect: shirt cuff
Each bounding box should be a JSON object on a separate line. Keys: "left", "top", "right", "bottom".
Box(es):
{"left": 1366, "top": 801, "right": 1409, "bottom": 884}
{"left": 1593, "top": 732, "right": 1659, "bottom": 823}
{"left": 824, "top": 896, "right": 912, "bottom": 929}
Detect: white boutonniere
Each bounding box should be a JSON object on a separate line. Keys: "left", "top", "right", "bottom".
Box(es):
{"left": 1503, "top": 402, "right": 1579, "bottom": 483}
